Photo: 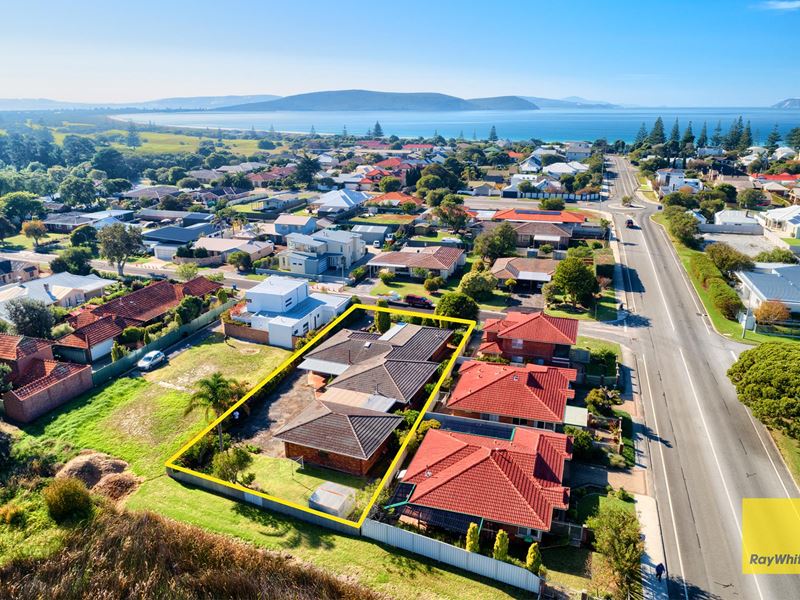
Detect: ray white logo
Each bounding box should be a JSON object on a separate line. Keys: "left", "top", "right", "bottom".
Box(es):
{"left": 749, "top": 554, "right": 800, "bottom": 567}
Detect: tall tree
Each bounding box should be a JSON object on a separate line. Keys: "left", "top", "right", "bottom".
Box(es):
{"left": 711, "top": 120, "right": 723, "bottom": 147}
{"left": 696, "top": 121, "right": 708, "bottom": 147}
{"left": 21, "top": 220, "right": 48, "bottom": 249}
{"left": 681, "top": 121, "right": 695, "bottom": 147}
{"left": 588, "top": 504, "right": 644, "bottom": 599}
{"left": 739, "top": 120, "right": 753, "bottom": 151}
{"left": 787, "top": 127, "right": 800, "bottom": 150}
{"left": 668, "top": 118, "right": 680, "bottom": 148}
{"left": 0, "top": 191, "right": 45, "bottom": 226}
{"left": 125, "top": 121, "right": 141, "bottom": 148}
{"left": 6, "top": 298, "right": 54, "bottom": 338}
{"left": 633, "top": 123, "right": 648, "bottom": 146}
{"left": 552, "top": 257, "right": 598, "bottom": 306}
{"left": 373, "top": 121, "right": 384, "bottom": 138}
{"left": 97, "top": 223, "right": 143, "bottom": 276}
{"left": 58, "top": 176, "right": 96, "bottom": 206}
{"left": 648, "top": 117, "right": 665, "bottom": 145}
{"left": 765, "top": 124, "right": 782, "bottom": 153}
{"left": 488, "top": 126, "right": 498, "bottom": 141}
{"left": 294, "top": 154, "right": 321, "bottom": 187}
{"left": 62, "top": 134, "right": 96, "bottom": 166}
{"left": 185, "top": 372, "right": 247, "bottom": 451}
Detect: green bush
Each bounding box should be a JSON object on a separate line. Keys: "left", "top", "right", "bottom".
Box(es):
{"left": 689, "top": 253, "right": 723, "bottom": 287}
{"left": 349, "top": 266, "right": 367, "bottom": 281}
{"left": 595, "top": 262, "right": 615, "bottom": 279}
{"left": 607, "top": 453, "right": 626, "bottom": 469}
{"left": 43, "top": 477, "right": 93, "bottom": 523}
{"left": 707, "top": 278, "right": 744, "bottom": 320}
{"left": 119, "top": 326, "right": 145, "bottom": 344}
{"left": 615, "top": 487, "right": 634, "bottom": 502}
{"left": 0, "top": 503, "right": 26, "bottom": 527}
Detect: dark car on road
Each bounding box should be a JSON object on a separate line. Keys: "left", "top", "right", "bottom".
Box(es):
{"left": 404, "top": 294, "right": 434, "bottom": 309}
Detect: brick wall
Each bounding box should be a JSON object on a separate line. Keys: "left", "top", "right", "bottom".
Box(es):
{"left": 223, "top": 321, "right": 270, "bottom": 344}
{"left": 2, "top": 365, "right": 93, "bottom": 423}
{"left": 283, "top": 441, "right": 386, "bottom": 476}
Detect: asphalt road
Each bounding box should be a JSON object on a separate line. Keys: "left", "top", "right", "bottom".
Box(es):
{"left": 608, "top": 156, "right": 800, "bottom": 600}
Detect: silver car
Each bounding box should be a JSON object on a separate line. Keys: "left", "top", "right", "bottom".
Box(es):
{"left": 137, "top": 350, "right": 166, "bottom": 371}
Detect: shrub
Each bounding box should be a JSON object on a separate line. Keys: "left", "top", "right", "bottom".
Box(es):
{"left": 608, "top": 453, "right": 626, "bottom": 469}
{"left": 492, "top": 529, "right": 509, "bottom": 561}
{"left": 0, "top": 503, "right": 26, "bottom": 527}
{"left": 525, "top": 542, "right": 542, "bottom": 573}
{"left": 754, "top": 300, "right": 790, "bottom": 324}
{"left": 378, "top": 269, "right": 395, "bottom": 284}
{"left": 615, "top": 487, "right": 634, "bottom": 502}
{"left": 539, "top": 244, "right": 553, "bottom": 255}
{"left": 349, "top": 266, "right": 367, "bottom": 281}
{"left": 705, "top": 242, "right": 753, "bottom": 274}
{"left": 707, "top": 278, "right": 744, "bottom": 320}
{"left": 466, "top": 522, "right": 480, "bottom": 552}
{"left": 591, "top": 241, "right": 604, "bottom": 250}
{"left": 689, "top": 253, "right": 723, "bottom": 287}
{"left": 119, "top": 326, "right": 145, "bottom": 345}
{"left": 539, "top": 197, "right": 565, "bottom": 210}
{"left": 565, "top": 426, "right": 595, "bottom": 460}
{"left": 43, "top": 477, "right": 93, "bottom": 523}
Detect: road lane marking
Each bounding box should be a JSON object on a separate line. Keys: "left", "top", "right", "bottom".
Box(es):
{"left": 637, "top": 222, "right": 677, "bottom": 331}
{"left": 641, "top": 354, "right": 689, "bottom": 600}
{"left": 678, "top": 348, "right": 765, "bottom": 600}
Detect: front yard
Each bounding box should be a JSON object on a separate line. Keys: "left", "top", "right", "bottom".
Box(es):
{"left": 546, "top": 285, "right": 618, "bottom": 322}
{"left": 350, "top": 214, "right": 418, "bottom": 226}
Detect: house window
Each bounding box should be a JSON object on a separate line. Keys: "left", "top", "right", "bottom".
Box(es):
{"left": 511, "top": 417, "right": 525, "bottom": 426}
{"left": 517, "top": 527, "right": 532, "bottom": 537}
{"left": 511, "top": 338, "right": 524, "bottom": 349}
{"left": 481, "top": 413, "right": 500, "bottom": 422}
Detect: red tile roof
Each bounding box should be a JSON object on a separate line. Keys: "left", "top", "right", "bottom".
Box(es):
{"left": 11, "top": 359, "right": 90, "bottom": 400}
{"left": 180, "top": 276, "right": 223, "bottom": 298}
{"left": 375, "top": 157, "right": 404, "bottom": 168}
{"left": 56, "top": 315, "right": 130, "bottom": 350}
{"left": 493, "top": 209, "right": 585, "bottom": 224}
{"left": 482, "top": 311, "right": 578, "bottom": 346}
{"left": 402, "top": 428, "right": 571, "bottom": 531}
{"left": 0, "top": 333, "right": 53, "bottom": 361}
{"left": 403, "top": 143, "right": 433, "bottom": 150}
{"left": 447, "top": 360, "right": 576, "bottom": 423}
{"left": 752, "top": 173, "right": 800, "bottom": 181}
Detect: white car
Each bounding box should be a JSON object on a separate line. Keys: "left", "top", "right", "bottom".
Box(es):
{"left": 137, "top": 350, "right": 166, "bottom": 371}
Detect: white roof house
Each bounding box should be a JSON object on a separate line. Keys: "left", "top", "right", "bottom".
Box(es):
{"left": 714, "top": 210, "right": 758, "bottom": 226}
{"left": 0, "top": 273, "right": 115, "bottom": 321}
{"left": 310, "top": 189, "right": 370, "bottom": 213}
{"left": 737, "top": 264, "right": 800, "bottom": 311}
{"left": 757, "top": 205, "right": 800, "bottom": 238}
{"left": 772, "top": 146, "right": 797, "bottom": 161}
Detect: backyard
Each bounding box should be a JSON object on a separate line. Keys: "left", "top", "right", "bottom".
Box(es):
{"left": 349, "top": 214, "right": 418, "bottom": 226}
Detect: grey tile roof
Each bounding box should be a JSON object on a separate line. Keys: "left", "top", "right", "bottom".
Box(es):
{"left": 274, "top": 400, "right": 402, "bottom": 459}
{"left": 328, "top": 357, "right": 439, "bottom": 403}
{"left": 305, "top": 330, "right": 391, "bottom": 365}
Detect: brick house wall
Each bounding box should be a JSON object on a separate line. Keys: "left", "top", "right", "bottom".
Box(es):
{"left": 500, "top": 338, "right": 557, "bottom": 362}
{"left": 2, "top": 366, "right": 93, "bottom": 423}
{"left": 283, "top": 441, "right": 388, "bottom": 476}
{"left": 447, "top": 408, "right": 557, "bottom": 431}
{"left": 6, "top": 346, "right": 54, "bottom": 381}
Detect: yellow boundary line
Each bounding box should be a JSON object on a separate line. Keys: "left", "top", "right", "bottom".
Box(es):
{"left": 165, "top": 303, "right": 476, "bottom": 530}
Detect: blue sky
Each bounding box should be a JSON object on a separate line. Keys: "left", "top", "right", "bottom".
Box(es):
{"left": 1, "top": 0, "right": 798, "bottom": 106}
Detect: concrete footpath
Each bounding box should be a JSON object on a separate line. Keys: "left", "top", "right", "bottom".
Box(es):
{"left": 635, "top": 493, "right": 669, "bottom": 600}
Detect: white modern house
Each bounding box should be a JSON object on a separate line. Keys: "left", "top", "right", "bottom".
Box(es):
{"left": 564, "top": 141, "right": 592, "bottom": 161}
{"left": 655, "top": 168, "right": 703, "bottom": 195}
{"left": 756, "top": 205, "right": 800, "bottom": 239}
{"left": 309, "top": 189, "right": 370, "bottom": 214}
{"left": 736, "top": 264, "right": 800, "bottom": 313}
{"left": 279, "top": 229, "right": 366, "bottom": 276}
{"left": 234, "top": 276, "right": 349, "bottom": 348}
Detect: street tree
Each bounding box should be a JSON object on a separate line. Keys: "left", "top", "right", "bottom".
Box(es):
{"left": 6, "top": 298, "right": 54, "bottom": 338}
{"left": 97, "top": 222, "right": 143, "bottom": 276}
{"left": 552, "top": 257, "right": 598, "bottom": 306}
{"left": 434, "top": 291, "right": 479, "bottom": 321}
{"left": 587, "top": 503, "right": 644, "bottom": 600}
{"left": 21, "top": 220, "right": 48, "bottom": 248}
{"left": 176, "top": 262, "right": 199, "bottom": 282}
{"left": 53, "top": 246, "right": 93, "bottom": 275}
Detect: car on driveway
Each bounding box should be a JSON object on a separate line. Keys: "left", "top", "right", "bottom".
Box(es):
{"left": 137, "top": 350, "right": 166, "bottom": 371}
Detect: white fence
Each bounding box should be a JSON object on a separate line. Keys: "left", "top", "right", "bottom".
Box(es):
{"left": 361, "top": 519, "right": 540, "bottom": 594}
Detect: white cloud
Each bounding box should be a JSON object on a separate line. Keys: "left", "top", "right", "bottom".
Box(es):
{"left": 760, "top": 1, "right": 800, "bottom": 10}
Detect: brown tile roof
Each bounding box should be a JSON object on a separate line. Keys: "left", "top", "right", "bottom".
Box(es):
{"left": 0, "top": 333, "right": 53, "bottom": 361}
{"left": 368, "top": 246, "right": 464, "bottom": 271}
{"left": 180, "top": 276, "right": 223, "bottom": 298}
{"left": 490, "top": 257, "right": 559, "bottom": 281}
{"left": 274, "top": 400, "right": 402, "bottom": 459}
{"left": 55, "top": 315, "right": 131, "bottom": 350}
{"left": 12, "top": 359, "right": 90, "bottom": 400}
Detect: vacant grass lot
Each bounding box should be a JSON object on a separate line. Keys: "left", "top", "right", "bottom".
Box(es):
{"left": 546, "top": 285, "right": 618, "bottom": 322}
{"left": 1, "top": 232, "right": 69, "bottom": 252}
{"left": 350, "top": 214, "right": 418, "bottom": 226}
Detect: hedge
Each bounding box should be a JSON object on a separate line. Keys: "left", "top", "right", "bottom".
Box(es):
{"left": 707, "top": 278, "right": 744, "bottom": 320}
{"left": 595, "top": 263, "right": 615, "bottom": 279}
{"left": 690, "top": 254, "right": 723, "bottom": 288}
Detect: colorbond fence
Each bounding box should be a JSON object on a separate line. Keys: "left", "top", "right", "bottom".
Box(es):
{"left": 361, "top": 519, "right": 540, "bottom": 594}
{"left": 92, "top": 299, "right": 237, "bottom": 386}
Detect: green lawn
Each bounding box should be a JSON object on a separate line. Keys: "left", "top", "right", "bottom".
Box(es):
{"left": 576, "top": 336, "right": 622, "bottom": 360}
{"left": 101, "top": 129, "right": 268, "bottom": 155}
{"left": 635, "top": 174, "right": 658, "bottom": 202}
{"left": 350, "top": 214, "right": 418, "bottom": 226}
{"left": 546, "top": 285, "right": 618, "bottom": 322}
{"left": 1, "top": 233, "right": 69, "bottom": 252}
{"left": 540, "top": 545, "right": 597, "bottom": 591}
{"left": 614, "top": 410, "right": 636, "bottom": 468}
{"left": 246, "top": 455, "right": 372, "bottom": 516}
{"left": 412, "top": 230, "right": 459, "bottom": 243}
{"left": 782, "top": 237, "right": 800, "bottom": 247}
{"left": 770, "top": 429, "right": 800, "bottom": 488}
{"left": 575, "top": 492, "right": 636, "bottom": 524}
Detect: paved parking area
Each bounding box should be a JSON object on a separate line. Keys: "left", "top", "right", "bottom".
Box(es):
{"left": 700, "top": 232, "right": 777, "bottom": 256}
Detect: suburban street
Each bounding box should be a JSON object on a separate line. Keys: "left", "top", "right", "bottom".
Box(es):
{"left": 607, "top": 156, "right": 800, "bottom": 600}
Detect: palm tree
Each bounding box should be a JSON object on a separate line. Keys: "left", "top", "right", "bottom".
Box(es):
{"left": 185, "top": 372, "right": 247, "bottom": 451}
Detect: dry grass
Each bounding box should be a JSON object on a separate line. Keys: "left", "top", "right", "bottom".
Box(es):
{"left": 0, "top": 508, "right": 381, "bottom": 600}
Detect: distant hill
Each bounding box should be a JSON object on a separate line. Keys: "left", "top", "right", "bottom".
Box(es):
{"left": 521, "top": 96, "right": 619, "bottom": 109}
{"left": 0, "top": 94, "right": 281, "bottom": 111}
{"left": 467, "top": 96, "right": 538, "bottom": 110}
{"left": 772, "top": 98, "right": 800, "bottom": 109}
{"left": 220, "top": 90, "right": 538, "bottom": 112}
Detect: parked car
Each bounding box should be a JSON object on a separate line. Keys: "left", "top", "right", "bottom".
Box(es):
{"left": 137, "top": 350, "right": 166, "bottom": 371}
{"left": 404, "top": 294, "right": 434, "bottom": 309}
{"left": 373, "top": 240, "right": 381, "bottom": 248}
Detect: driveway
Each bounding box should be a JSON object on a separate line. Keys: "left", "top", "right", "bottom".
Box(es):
{"left": 233, "top": 369, "right": 317, "bottom": 457}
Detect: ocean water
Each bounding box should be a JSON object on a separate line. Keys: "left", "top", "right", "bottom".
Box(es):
{"left": 119, "top": 107, "right": 800, "bottom": 143}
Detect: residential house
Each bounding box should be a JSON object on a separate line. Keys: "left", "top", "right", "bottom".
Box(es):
{"left": 136, "top": 208, "right": 214, "bottom": 226}
{"left": 233, "top": 276, "right": 348, "bottom": 348}
{"left": 300, "top": 323, "right": 452, "bottom": 409}
{"left": 736, "top": 264, "right": 800, "bottom": 312}
{"left": 395, "top": 427, "right": 571, "bottom": 541}
{"left": 272, "top": 214, "right": 317, "bottom": 241}
{"left": 445, "top": 360, "right": 577, "bottom": 430}
{"left": 43, "top": 209, "right": 132, "bottom": 233}
{"left": 247, "top": 166, "right": 296, "bottom": 188}
{"left": 696, "top": 147, "right": 724, "bottom": 157}
{"left": 367, "top": 245, "right": 465, "bottom": 279}
{"left": 490, "top": 257, "right": 559, "bottom": 289}
{"left": 142, "top": 223, "right": 219, "bottom": 260}
{"left": 191, "top": 186, "right": 251, "bottom": 207}
{"left": 55, "top": 277, "right": 222, "bottom": 363}
{"left": 0, "top": 260, "right": 39, "bottom": 285}
{"left": 0, "top": 272, "right": 115, "bottom": 322}
{"left": 366, "top": 191, "right": 423, "bottom": 210}
{"left": 0, "top": 333, "right": 93, "bottom": 423}
{"left": 756, "top": 205, "right": 800, "bottom": 239}
{"left": 492, "top": 209, "right": 585, "bottom": 231}
{"left": 478, "top": 311, "right": 578, "bottom": 366}
{"left": 123, "top": 185, "right": 180, "bottom": 201}
{"left": 308, "top": 189, "right": 370, "bottom": 216}
{"left": 186, "top": 169, "right": 224, "bottom": 184}
{"left": 749, "top": 173, "right": 800, "bottom": 186}
{"left": 480, "top": 220, "right": 572, "bottom": 249}
{"left": 217, "top": 162, "right": 268, "bottom": 174}
{"left": 564, "top": 141, "right": 592, "bottom": 161}
{"left": 542, "top": 161, "right": 589, "bottom": 179}
{"left": 708, "top": 210, "right": 762, "bottom": 234}
{"left": 279, "top": 229, "right": 366, "bottom": 275}
{"left": 274, "top": 401, "right": 402, "bottom": 476}
{"left": 655, "top": 168, "right": 703, "bottom": 195}
{"left": 772, "top": 147, "right": 797, "bottom": 162}
{"left": 192, "top": 237, "right": 273, "bottom": 264}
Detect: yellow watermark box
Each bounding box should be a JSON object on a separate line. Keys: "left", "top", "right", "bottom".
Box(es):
{"left": 743, "top": 498, "right": 800, "bottom": 574}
